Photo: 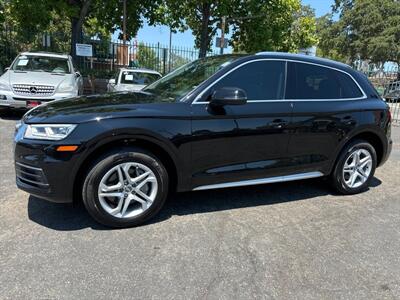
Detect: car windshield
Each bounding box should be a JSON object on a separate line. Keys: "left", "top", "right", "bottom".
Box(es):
{"left": 143, "top": 55, "right": 242, "bottom": 102}
{"left": 120, "top": 71, "right": 161, "bottom": 85}
{"left": 12, "top": 55, "right": 70, "bottom": 73}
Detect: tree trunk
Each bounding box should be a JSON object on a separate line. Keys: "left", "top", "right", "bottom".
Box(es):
{"left": 70, "top": 0, "right": 92, "bottom": 60}
{"left": 199, "top": 3, "right": 211, "bottom": 58}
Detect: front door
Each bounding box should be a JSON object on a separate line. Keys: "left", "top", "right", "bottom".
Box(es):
{"left": 190, "top": 60, "right": 293, "bottom": 189}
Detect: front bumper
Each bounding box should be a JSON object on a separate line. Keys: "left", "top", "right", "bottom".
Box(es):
{"left": 14, "top": 124, "right": 84, "bottom": 203}
{"left": 0, "top": 90, "right": 77, "bottom": 109}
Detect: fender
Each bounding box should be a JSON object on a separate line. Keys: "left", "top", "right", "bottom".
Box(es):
{"left": 328, "top": 125, "right": 388, "bottom": 174}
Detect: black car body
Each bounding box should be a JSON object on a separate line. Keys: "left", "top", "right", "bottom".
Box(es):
{"left": 14, "top": 53, "right": 392, "bottom": 227}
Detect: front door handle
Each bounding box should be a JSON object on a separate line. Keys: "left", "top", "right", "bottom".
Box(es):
{"left": 269, "top": 119, "right": 288, "bottom": 129}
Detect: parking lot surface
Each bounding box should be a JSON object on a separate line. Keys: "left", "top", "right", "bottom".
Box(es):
{"left": 1, "top": 114, "right": 400, "bottom": 300}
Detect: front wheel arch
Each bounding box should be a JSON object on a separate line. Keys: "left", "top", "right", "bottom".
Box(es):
{"left": 73, "top": 136, "right": 179, "bottom": 205}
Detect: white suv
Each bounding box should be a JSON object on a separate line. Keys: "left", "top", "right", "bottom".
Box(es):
{"left": 0, "top": 52, "right": 83, "bottom": 110}
{"left": 107, "top": 68, "right": 161, "bottom": 92}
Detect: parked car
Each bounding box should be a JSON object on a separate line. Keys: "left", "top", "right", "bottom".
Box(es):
{"left": 107, "top": 68, "right": 162, "bottom": 92}
{"left": 383, "top": 80, "right": 400, "bottom": 102}
{"left": 14, "top": 53, "right": 392, "bottom": 228}
{"left": 0, "top": 52, "right": 83, "bottom": 110}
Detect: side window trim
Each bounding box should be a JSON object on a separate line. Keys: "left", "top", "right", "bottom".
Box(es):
{"left": 192, "top": 58, "right": 367, "bottom": 104}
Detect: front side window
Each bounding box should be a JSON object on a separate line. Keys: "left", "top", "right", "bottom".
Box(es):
{"left": 12, "top": 55, "right": 71, "bottom": 73}
{"left": 211, "top": 60, "right": 286, "bottom": 101}
{"left": 120, "top": 71, "right": 161, "bottom": 85}
{"left": 143, "top": 55, "right": 243, "bottom": 102}
{"left": 286, "top": 62, "right": 363, "bottom": 100}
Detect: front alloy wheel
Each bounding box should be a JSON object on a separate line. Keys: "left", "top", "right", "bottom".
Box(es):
{"left": 82, "top": 147, "right": 169, "bottom": 228}
{"left": 98, "top": 162, "right": 158, "bottom": 218}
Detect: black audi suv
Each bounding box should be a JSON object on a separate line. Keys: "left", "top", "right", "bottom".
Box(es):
{"left": 14, "top": 52, "right": 392, "bottom": 227}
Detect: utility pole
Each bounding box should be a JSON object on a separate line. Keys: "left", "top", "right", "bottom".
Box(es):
{"left": 123, "top": 0, "right": 127, "bottom": 66}
{"left": 220, "top": 16, "right": 226, "bottom": 55}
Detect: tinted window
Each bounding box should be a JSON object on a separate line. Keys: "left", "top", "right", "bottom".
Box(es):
{"left": 211, "top": 61, "right": 285, "bottom": 100}
{"left": 286, "top": 62, "right": 363, "bottom": 100}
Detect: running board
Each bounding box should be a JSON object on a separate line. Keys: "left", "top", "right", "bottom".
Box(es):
{"left": 192, "top": 171, "right": 324, "bottom": 191}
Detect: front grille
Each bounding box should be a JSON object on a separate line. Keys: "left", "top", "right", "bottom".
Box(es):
{"left": 12, "top": 84, "right": 55, "bottom": 96}
{"left": 15, "top": 162, "right": 49, "bottom": 189}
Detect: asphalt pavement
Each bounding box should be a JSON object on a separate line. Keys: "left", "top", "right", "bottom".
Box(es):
{"left": 1, "top": 113, "right": 400, "bottom": 300}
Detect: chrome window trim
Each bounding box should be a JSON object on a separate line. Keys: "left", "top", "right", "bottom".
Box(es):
{"left": 192, "top": 58, "right": 367, "bottom": 105}
{"left": 193, "top": 171, "right": 324, "bottom": 191}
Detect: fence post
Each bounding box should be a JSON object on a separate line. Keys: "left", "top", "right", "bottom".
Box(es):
{"left": 162, "top": 48, "right": 167, "bottom": 74}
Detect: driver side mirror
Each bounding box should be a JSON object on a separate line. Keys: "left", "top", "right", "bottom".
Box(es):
{"left": 108, "top": 78, "right": 116, "bottom": 85}
{"left": 210, "top": 87, "right": 247, "bottom": 106}
{"left": 75, "top": 71, "right": 81, "bottom": 77}
{"left": 4, "top": 67, "right": 9, "bottom": 72}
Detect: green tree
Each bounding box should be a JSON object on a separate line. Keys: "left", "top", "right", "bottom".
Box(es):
{"left": 159, "top": 0, "right": 317, "bottom": 57}
{"left": 137, "top": 43, "right": 160, "bottom": 71}
{"left": 7, "top": 0, "right": 161, "bottom": 58}
{"left": 317, "top": 0, "right": 400, "bottom": 66}
{"left": 156, "top": 1, "right": 235, "bottom": 58}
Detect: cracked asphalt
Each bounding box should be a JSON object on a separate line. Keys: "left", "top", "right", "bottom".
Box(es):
{"left": 1, "top": 113, "right": 400, "bottom": 300}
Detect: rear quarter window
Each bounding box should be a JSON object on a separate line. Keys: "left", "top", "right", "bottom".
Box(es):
{"left": 286, "top": 62, "right": 363, "bottom": 100}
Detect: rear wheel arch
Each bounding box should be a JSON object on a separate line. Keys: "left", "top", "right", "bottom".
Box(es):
{"left": 347, "top": 131, "right": 384, "bottom": 166}
{"left": 73, "top": 135, "right": 179, "bottom": 204}
{"left": 331, "top": 130, "right": 384, "bottom": 174}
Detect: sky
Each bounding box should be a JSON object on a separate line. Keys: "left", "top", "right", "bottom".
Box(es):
{"left": 133, "top": 0, "right": 334, "bottom": 51}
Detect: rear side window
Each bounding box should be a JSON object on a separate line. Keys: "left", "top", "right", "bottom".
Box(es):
{"left": 212, "top": 60, "right": 285, "bottom": 100}
{"left": 286, "top": 62, "right": 363, "bottom": 100}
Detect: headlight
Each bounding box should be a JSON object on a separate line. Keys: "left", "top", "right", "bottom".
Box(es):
{"left": 0, "top": 82, "right": 11, "bottom": 91}
{"left": 57, "top": 82, "right": 75, "bottom": 93}
{"left": 24, "top": 124, "right": 77, "bottom": 140}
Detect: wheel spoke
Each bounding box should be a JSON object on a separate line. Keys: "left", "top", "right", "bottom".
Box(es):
{"left": 349, "top": 171, "right": 358, "bottom": 187}
{"left": 109, "top": 197, "right": 124, "bottom": 216}
{"left": 100, "top": 182, "right": 121, "bottom": 192}
{"left": 359, "top": 159, "right": 371, "bottom": 169}
{"left": 122, "top": 164, "right": 133, "bottom": 183}
{"left": 120, "top": 194, "right": 133, "bottom": 217}
{"left": 132, "top": 194, "right": 149, "bottom": 210}
{"left": 354, "top": 150, "right": 361, "bottom": 165}
{"left": 132, "top": 171, "right": 151, "bottom": 184}
{"left": 136, "top": 176, "right": 156, "bottom": 190}
{"left": 99, "top": 192, "right": 123, "bottom": 198}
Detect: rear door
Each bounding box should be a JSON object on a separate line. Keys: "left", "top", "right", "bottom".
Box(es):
{"left": 286, "top": 61, "right": 366, "bottom": 174}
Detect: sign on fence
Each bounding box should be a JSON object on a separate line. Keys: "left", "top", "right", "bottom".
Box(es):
{"left": 76, "top": 43, "right": 93, "bottom": 57}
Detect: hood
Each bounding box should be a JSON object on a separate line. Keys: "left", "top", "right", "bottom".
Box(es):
{"left": 23, "top": 91, "right": 175, "bottom": 124}
{"left": 6, "top": 70, "right": 73, "bottom": 88}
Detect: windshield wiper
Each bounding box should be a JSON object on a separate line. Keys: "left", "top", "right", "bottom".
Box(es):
{"left": 51, "top": 72, "right": 66, "bottom": 76}
{"left": 13, "top": 70, "right": 27, "bottom": 73}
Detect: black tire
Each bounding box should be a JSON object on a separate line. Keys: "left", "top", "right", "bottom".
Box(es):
{"left": 331, "top": 139, "right": 377, "bottom": 194}
{"left": 82, "top": 147, "right": 169, "bottom": 228}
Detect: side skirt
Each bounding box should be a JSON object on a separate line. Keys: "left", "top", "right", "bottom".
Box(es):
{"left": 192, "top": 171, "right": 324, "bottom": 191}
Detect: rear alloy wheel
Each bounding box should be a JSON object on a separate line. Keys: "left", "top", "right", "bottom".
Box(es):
{"left": 82, "top": 148, "right": 168, "bottom": 228}
{"left": 331, "top": 140, "right": 377, "bottom": 194}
